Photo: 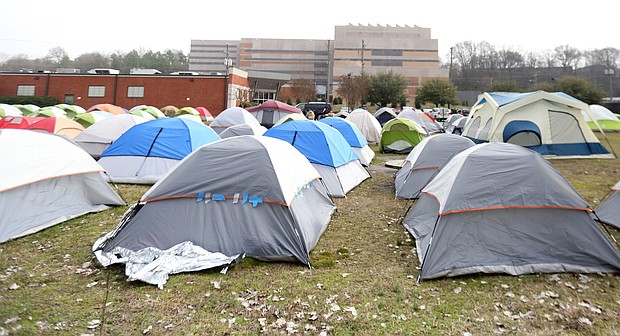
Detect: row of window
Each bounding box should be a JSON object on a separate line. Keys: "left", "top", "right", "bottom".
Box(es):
{"left": 16, "top": 85, "right": 145, "bottom": 98}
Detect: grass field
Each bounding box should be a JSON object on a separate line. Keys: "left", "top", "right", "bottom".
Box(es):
{"left": 1, "top": 133, "right": 619, "bottom": 335}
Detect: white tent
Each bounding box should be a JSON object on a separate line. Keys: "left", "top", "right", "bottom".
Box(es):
{"left": 462, "top": 91, "right": 613, "bottom": 158}
{"left": 0, "top": 129, "right": 125, "bottom": 243}
{"left": 74, "top": 114, "right": 148, "bottom": 159}
{"left": 209, "top": 107, "right": 261, "bottom": 135}
{"left": 345, "top": 108, "right": 381, "bottom": 145}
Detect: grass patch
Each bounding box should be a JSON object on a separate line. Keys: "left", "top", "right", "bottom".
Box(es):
{"left": 0, "top": 134, "right": 619, "bottom": 335}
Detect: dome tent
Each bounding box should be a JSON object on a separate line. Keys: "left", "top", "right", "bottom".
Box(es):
{"left": 74, "top": 114, "right": 148, "bottom": 159}
{"left": 93, "top": 136, "right": 335, "bottom": 287}
{"left": 395, "top": 134, "right": 475, "bottom": 199}
{"left": 0, "top": 129, "right": 125, "bottom": 243}
{"left": 345, "top": 108, "right": 381, "bottom": 145}
{"left": 209, "top": 107, "right": 261, "bottom": 134}
{"left": 98, "top": 118, "right": 220, "bottom": 184}
{"left": 219, "top": 123, "right": 267, "bottom": 139}
{"left": 379, "top": 117, "right": 427, "bottom": 154}
{"left": 319, "top": 116, "right": 375, "bottom": 166}
{"left": 246, "top": 100, "right": 303, "bottom": 128}
{"left": 373, "top": 107, "right": 398, "bottom": 126}
{"left": 264, "top": 120, "right": 370, "bottom": 198}
{"left": 595, "top": 180, "right": 620, "bottom": 230}
{"left": 403, "top": 142, "right": 620, "bottom": 281}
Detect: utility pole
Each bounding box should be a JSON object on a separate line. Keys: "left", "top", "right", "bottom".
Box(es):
{"left": 223, "top": 43, "right": 232, "bottom": 109}
{"left": 449, "top": 46, "right": 454, "bottom": 81}
{"left": 326, "top": 40, "right": 331, "bottom": 103}
{"left": 361, "top": 39, "right": 366, "bottom": 75}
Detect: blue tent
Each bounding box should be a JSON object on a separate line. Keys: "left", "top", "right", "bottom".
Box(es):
{"left": 264, "top": 120, "right": 357, "bottom": 167}
{"left": 318, "top": 117, "right": 367, "bottom": 148}
{"left": 99, "top": 118, "right": 220, "bottom": 184}
{"left": 264, "top": 120, "right": 370, "bottom": 197}
{"left": 101, "top": 118, "right": 219, "bottom": 160}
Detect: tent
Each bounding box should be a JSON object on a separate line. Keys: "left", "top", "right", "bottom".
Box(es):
{"left": 0, "top": 129, "right": 125, "bottom": 243}
{"left": 379, "top": 117, "right": 427, "bottom": 154}
{"left": 398, "top": 108, "right": 442, "bottom": 134}
{"left": 195, "top": 106, "right": 214, "bottom": 122}
{"left": 0, "top": 104, "right": 22, "bottom": 117}
{"left": 31, "top": 106, "right": 67, "bottom": 118}
{"left": 132, "top": 105, "right": 166, "bottom": 119}
{"left": 273, "top": 112, "right": 307, "bottom": 127}
{"left": 583, "top": 105, "right": 620, "bottom": 131}
{"left": 160, "top": 105, "right": 179, "bottom": 117}
{"left": 246, "top": 100, "right": 303, "bottom": 128}
{"left": 176, "top": 107, "right": 201, "bottom": 118}
{"left": 403, "top": 142, "right": 620, "bottom": 280}
{"left": 345, "top": 108, "right": 382, "bottom": 145}
{"left": 595, "top": 180, "right": 620, "bottom": 230}
{"left": 129, "top": 109, "right": 157, "bottom": 120}
{"left": 395, "top": 134, "right": 475, "bottom": 199}
{"left": 209, "top": 107, "right": 261, "bottom": 135}
{"left": 74, "top": 114, "right": 148, "bottom": 159}
{"left": 14, "top": 104, "right": 40, "bottom": 116}
{"left": 98, "top": 118, "right": 220, "bottom": 184}
{"left": 176, "top": 113, "right": 204, "bottom": 124}
{"left": 73, "top": 110, "right": 114, "bottom": 128}
{"left": 87, "top": 103, "right": 127, "bottom": 115}
{"left": 219, "top": 123, "right": 267, "bottom": 139}
{"left": 462, "top": 91, "right": 613, "bottom": 158}
{"left": 264, "top": 120, "right": 370, "bottom": 198}
{"left": 0, "top": 116, "right": 44, "bottom": 129}
{"left": 445, "top": 114, "right": 464, "bottom": 133}
{"left": 319, "top": 116, "right": 375, "bottom": 166}
{"left": 93, "top": 135, "right": 335, "bottom": 287}
{"left": 26, "top": 117, "right": 85, "bottom": 138}
{"left": 55, "top": 104, "right": 86, "bottom": 119}
{"left": 373, "top": 107, "right": 398, "bottom": 126}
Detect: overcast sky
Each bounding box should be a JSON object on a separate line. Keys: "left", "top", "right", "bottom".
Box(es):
{"left": 1, "top": 0, "right": 618, "bottom": 62}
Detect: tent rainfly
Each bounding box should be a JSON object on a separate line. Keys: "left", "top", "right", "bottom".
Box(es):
{"left": 345, "top": 108, "right": 382, "bottom": 145}
{"left": 595, "top": 180, "right": 620, "bottom": 230}
{"left": 404, "top": 142, "right": 620, "bottom": 281}
{"left": 319, "top": 116, "right": 375, "bottom": 166}
{"left": 0, "top": 129, "right": 125, "bottom": 243}
{"left": 379, "top": 117, "right": 427, "bottom": 154}
{"left": 93, "top": 135, "right": 335, "bottom": 288}
{"left": 246, "top": 100, "right": 303, "bottom": 128}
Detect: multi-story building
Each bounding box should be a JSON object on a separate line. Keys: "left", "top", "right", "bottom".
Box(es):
{"left": 189, "top": 24, "right": 447, "bottom": 104}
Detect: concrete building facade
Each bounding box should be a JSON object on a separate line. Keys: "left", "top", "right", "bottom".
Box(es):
{"left": 189, "top": 24, "right": 448, "bottom": 103}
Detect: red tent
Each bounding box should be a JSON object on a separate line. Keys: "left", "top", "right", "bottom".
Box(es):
{"left": 195, "top": 106, "right": 214, "bottom": 121}
{"left": 0, "top": 116, "right": 44, "bottom": 129}
{"left": 246, "top": 100, "right": 302, "bottom": 114}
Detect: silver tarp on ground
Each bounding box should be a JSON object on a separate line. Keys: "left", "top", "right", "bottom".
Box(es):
{"left": 403, "top": 143, "right": 620, "bottom": 280}
{"left": 94, "top": 241, "right": 242, "bottom": 289}
{"left": 596, "top": 180, "right": 620, "bottom": 230}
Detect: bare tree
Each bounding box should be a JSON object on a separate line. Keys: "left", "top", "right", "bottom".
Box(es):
{"left": 73, "top": 52, "right": 111, "bottom": 72}
{"left": 497, "top": 48, "right": 524, "bottom": 69}
{"left": 45, "top": 47, "right": 69, "bottom": 65}
{"left": 540, "top": 49, "right": 558, "bottom": 68}
{"left": 585, "top": 47, "right": 620, "bottom": 68}
{"left": 288, "top": 79, "right": 316, "bottom": 103}
{"left": 554, "top": 45, "right": 582, "bottom": 68}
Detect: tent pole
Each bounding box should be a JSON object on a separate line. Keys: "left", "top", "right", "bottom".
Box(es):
{"left": 416, "top": 215, "right": 441, "bottom": 285}
{"left": 135, "top": 128, "right": 164, "bottom": 177}
{"left": 593, "top": 211, "right": 620, "bottom": 247}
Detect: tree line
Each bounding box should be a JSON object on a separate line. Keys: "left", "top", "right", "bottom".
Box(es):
{"left": 0, "top": 47, "right": 189, "bottom": 74}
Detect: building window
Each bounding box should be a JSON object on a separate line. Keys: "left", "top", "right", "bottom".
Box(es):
{"left": 127, "top": 86, "right": 144, "bottom": 98}
{"left": 88, "top": 86, "right": 106, "bottom": 97}
{"left": 17, "top": 85, "right": 35, "bottom": 96}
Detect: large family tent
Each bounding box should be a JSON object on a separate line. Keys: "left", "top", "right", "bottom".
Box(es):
{"left": 26, "top": 117, "right": 85, "bottom": 138}
{"left": 395, "top": 134, "right": 475, "bottom": 199}
{"left": 403, "top": 142, "right": 620, "bottom": 280}
{"left": 319, "top": 116, "right": 375, "bottom": 166}
{"left": 379, "top": 117, "right": 427, "bottom": 154}
{"left": 595, "top": 180, "right": 620, "bottom": 230}
{"left": 583, "top": 105, "right": 620, "bottom": 131}
{"left": 219, "top": 123, "right": 267, "bottom": 139}
{"left": 374, "top": 107, "right": 398, "bottom": 126}
{"left": 346, "top": 108, "right": 381, "bottom": 145}
{"left": 93, "top": 135, "right": 336, "bottom": 287}
{"left": 462, "top": 91, "right": 612, "bottom": 158}
{"left": 246, "top": 100, "right": 303, "bottom": 128}
{"left": 264, "top": 120, "right": 370, "bottom": 198}
{"left": 209, "top": 107, "right": 261, "bottom": 134}
{"left": 98, "top": 118, "right": 220, "bottom": 184}
{"left": 0, "top": 129, "right": 125, "bottom": 243}
{"left": 74, "top": 114, "right": 148, "bottom": 159}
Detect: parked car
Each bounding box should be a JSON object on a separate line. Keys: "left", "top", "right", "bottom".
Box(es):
{"left": 295, "top": 102, "right": 332, "bottom": 119}
{"left": 457, "top": 108, "right": 470, "bottom": 117}
{"left": 430, "top": 107, "right": 451, "bottom": 121}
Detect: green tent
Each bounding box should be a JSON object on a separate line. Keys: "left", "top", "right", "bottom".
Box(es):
{"left": 379, "top": 117, "right": 427, "bottom": 154}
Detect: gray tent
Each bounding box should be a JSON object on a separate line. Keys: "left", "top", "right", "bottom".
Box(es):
{"left": 395, "top": 134, "right": 474, "bottom": 199}
{"left": 404, "top": 142, "right": 620, "bottom": 280}
{"left": 596, "top": 180, "right": 620, "bottom": 230}
{"left": 94, "top": 136, "right": 336, "bottom": 277}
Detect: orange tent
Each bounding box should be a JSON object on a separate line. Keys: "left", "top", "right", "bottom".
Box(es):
{"left": 87, "top": 103, "right": 127, "bottom": 115}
